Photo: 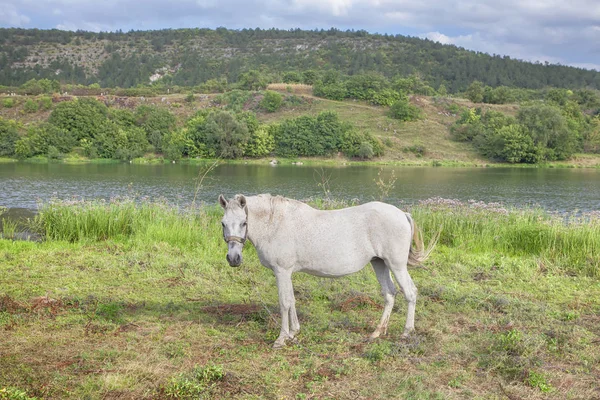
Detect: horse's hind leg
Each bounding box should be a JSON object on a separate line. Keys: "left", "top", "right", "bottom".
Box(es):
{"left": 388, "top": 260, "right": 418, "bottom": 337}
{"left": 370, "top": 259, "right": 397, "bottom": 340}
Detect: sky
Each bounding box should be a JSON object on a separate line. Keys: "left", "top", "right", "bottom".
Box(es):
{"left": 1, "top": 0, "right": 600, "bottom": 71}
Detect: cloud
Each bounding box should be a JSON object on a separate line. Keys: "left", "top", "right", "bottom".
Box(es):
{"left": 0, "top": 0, "right": 599, "bottom": 70}
{"left": 0, "top": 2, "right": 30, "bottom": 26}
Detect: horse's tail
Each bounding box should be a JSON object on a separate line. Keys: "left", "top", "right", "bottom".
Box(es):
{"left": 405, "top": 212, "right": 439, "bottom": 267}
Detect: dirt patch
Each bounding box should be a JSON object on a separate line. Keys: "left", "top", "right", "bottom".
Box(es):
{"left": 0, "top": 294, "right": 28, "bottom": 313}
{"left": 336, "top": 295, "right": 382, "bottom": 312}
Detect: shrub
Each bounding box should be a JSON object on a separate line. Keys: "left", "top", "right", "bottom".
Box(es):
{"left": 23, "top": 99, "right": 38, "bottom": 113}
{"left": 0, "top": 118, "right": 20, "bottom": 156}
{"left": 187, "top": 110, "right": 249, "bottom": 158}
{"left": 39, "top": 96, "right": 53, "bottom": 110}
{"left": 244, "top": 125, "right": 275, "bottom": 157}
{"left": 273, "top": 111, "right": 352, "bottom": 157}
{"left": 312, "top": 82, "right": 347, "bottom": 100}
{"left": 134, "top": 105, "right": 176, "bottom": 153}
{"left": 48, "top": 98, "right": 108, "bottom": 141}
{"left": 357, "top": 142, "right": 374, "bottom": 159}
{"left": 388, "top": 96, "right": 422, "bottom": 121}
{"left": 2, "top": 98, "right": 15, "bottom": 108}
{"left": 340, "top": 129, "right": 384, "bottom": 158}
{"left": 259, "top": 91, "right": 283, "bottom": 112}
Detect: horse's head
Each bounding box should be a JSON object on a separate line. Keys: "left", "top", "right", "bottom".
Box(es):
{"left": 218, "top": 194, "right": 248, "bottom": 267}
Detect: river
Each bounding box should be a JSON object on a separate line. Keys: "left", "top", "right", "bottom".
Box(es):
{"left": 0, "top": 162, "right": 599, "bottom": 213}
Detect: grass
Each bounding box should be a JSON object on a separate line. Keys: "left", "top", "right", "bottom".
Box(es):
{"left": 1, "top": 198, "right": 599, "bottom": 399}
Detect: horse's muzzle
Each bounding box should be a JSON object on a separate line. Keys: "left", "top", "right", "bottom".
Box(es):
{"left": 226, "top": 253, "right": 242, "bottom": 267}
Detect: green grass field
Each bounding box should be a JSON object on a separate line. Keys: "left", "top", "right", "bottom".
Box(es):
{"left": 1, "top": 199, "right": 599, "bottom": 399}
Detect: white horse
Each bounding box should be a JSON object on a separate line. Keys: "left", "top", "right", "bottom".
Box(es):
{"left": 218, "top": 194, "right": 437, "bottom": 348}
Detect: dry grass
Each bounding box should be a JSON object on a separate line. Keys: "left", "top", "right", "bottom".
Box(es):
{"left": 267, "top": 83, "right": 314, "bottom": 96}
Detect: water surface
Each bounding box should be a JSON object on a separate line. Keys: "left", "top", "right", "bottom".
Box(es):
{"left": 0, "top": 163, "right": 598, "bottom": 213}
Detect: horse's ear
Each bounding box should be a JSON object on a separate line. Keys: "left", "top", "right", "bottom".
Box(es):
{"left": 218, "top": 194, "right": 228, "bottom": 209}
{"left": 237, "top": 194, "right": 247, "bottom": 209}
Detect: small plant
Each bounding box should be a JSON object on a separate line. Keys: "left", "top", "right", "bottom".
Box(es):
{"left": 185, "top": 93, "right": 195, "bottom": 103}
{"left": 374, "top": 167, "right": 397, "bottom": 201}
{"left": 363, "top": 341, "right": 392, "bottom": 362}
{"left": 164, "top": 364, "right": 224, "bottom": 399}
{"left": 1, "top": 218, "right": 18, "bottom": 240}
{"left": 95, "top": 302, "right": 124, "bottom": 324}
{"left": 526, "top": 371, "right": 553, "bottom": 393}
{"left": 404, "top": 144, "right": 426, "bottom": 157}
{"left": 2, "top": 98, "right": 15, "bottom": 108}
{"left": 0, "top": 387, "right": 38, "bottom": 400}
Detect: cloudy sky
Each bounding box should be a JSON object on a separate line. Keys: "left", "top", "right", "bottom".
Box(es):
{"left": 2, "top": 0, "right": 599, "bottom": 70}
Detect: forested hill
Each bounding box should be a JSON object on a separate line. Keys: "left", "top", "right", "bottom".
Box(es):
{"left": 1, "top": 27, "right": 599, "bottom": 92}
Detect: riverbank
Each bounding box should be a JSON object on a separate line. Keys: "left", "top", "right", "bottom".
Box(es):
{"left": 1, "top": 199, "right": 599, "bottom": 399}
{"left": 2, "top": 153, "right": 600, "bottom": 169}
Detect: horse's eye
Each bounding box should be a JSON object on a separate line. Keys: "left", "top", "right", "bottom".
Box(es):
{"left": 221, "top": 222, "right": 225, "bottom": 228}
{"left": 242, "top": 222, "right": 247, "bottom": 227}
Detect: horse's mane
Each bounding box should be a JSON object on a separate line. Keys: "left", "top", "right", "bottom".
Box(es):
{"left": 252, "top": 194, "right": 306, "bottom": 223}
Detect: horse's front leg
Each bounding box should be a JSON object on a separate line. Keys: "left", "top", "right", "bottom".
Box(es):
{"left": 273, "top": 270, "right": 297, "bottom": 348}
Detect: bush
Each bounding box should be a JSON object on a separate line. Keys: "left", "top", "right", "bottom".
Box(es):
{"left": 237, "top": 70, "right": 268, "bottom": 90}
{"left": 14, "top": 124, "right": 75, "bottom": 159}
{"left": 340, "top": 129, "right": 384, "bottom": 158}
{"left": 244, "top": 125, "right": 275, "bottom": 157}
{"left": 357, "top": 142, "right": 374, "bottom": 159}
{"left": 273, "top": 111, "right": 352, "bottom": 157}
{"left": 23, "top": 99, "right": 38, "bottom": 113}
{"left": 186, "top": 110, "right": 249, "bottom": 158}
{"left": 39, "top": 96, "right": 53, "bottom": 110}
{"left": 312, "top": 82, "right": 347, "bottom": 100}
{"left": 388, "top": 96, "right": 422, "bottom": 121}
{"left": 479, "top": 124, "right": 538, "bottom": 163}
{"left": 0, "top": 118, "right": 20, "bottom": 156}
{"left": 134, "top": 105, "right": 176, "bottom": 153}
{"left": 48, "top": 98, "right": 109, "bottom": 141}
{"left": 2, "top": 98, "right": 15, "bottom": 108}
{"left": 259, "top": 91, "right": 283, "bottom": 112}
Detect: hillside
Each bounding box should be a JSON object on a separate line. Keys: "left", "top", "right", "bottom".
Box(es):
{"left": 5, "top": 90, "right": 598, "bottom": 167}
{"left": 1, "top": 28, "right": 600, "bottom": 92}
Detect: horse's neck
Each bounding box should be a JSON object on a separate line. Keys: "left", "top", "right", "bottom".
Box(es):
{"left": 246, "top": 195, "right": 296, "bottom": 244}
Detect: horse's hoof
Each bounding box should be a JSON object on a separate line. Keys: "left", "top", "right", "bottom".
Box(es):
{"left": 401, "top": 330, "right": 413, "bottom": 339}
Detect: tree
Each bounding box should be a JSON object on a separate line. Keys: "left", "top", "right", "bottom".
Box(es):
{"left": 187, "top": 110, "right": 250, "bottom": 158}
{"left": 465, "top": 81, "right": 484, "bottom": 103}
{"left": 517, "top": 104, "right": 575, "bottom": 160}
{"left": 237, "top": 70, "right": 268, "bottom": 90}
{"left": 0, "top": 118, "right": 20, "bottom": 156}
{"left": 134, "top": 105, "right": 176, "bottom": 152}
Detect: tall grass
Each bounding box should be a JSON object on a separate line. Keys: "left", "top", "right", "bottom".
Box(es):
{"left": 33, "top": 197, "right": 600, "bottom": 276}
{"left": 35, "top": 198, "right": 223, "bottom": 249}
{"left": 410, "top": 198, "right": 600, "bottom": 276}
